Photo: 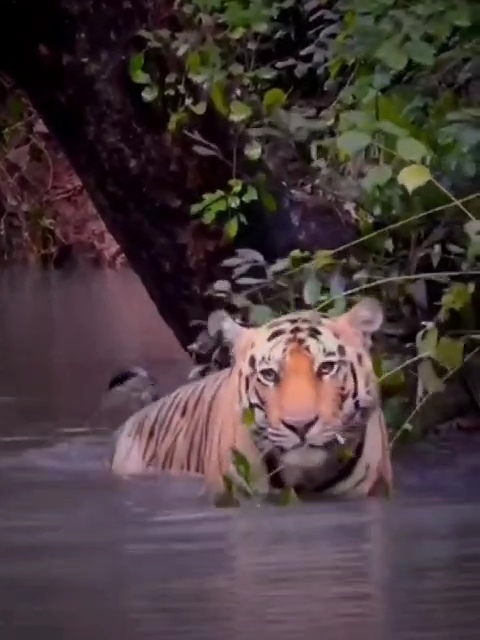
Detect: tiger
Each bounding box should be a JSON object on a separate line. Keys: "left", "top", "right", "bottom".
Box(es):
{"left": 109, "top": 297, "right": 393, "bottom": 499}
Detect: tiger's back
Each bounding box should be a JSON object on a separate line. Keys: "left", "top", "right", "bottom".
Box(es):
{"left": 110, "top": 368, "right": 264, "bottom": 492}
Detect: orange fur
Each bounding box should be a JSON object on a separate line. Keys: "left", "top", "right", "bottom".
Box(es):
{"left": 259, "top": 345, "right": 342, "bottom": 428}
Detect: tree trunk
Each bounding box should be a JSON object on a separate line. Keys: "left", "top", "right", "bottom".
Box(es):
{"left": 0, "top": 0, "right": 357, "bottom": 351}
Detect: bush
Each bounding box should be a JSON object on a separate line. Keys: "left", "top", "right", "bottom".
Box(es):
{"left": 127, "top": 0, "right": 480, "bottom": 450}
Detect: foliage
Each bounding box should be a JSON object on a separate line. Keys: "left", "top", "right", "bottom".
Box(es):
{"left": 191, "top": 176, "right": 480, "bottom": 436}
{"left": 190, "top": 179, "right": 258, "bottom": 239}
{"left": 128, "top": 0, "right": 479, "bottom": 231}
{"left": 0, "top": 78, "right": 61, "bottom": 261}
{"left": 0, "top": 77, "right": 118, "bottom": 265}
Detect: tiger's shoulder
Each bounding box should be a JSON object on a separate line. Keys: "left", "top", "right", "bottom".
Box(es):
{"left": 109, "top": 365, "right": 259, "bottom": 484}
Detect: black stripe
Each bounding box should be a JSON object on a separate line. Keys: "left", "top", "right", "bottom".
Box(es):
{"left": 267, "top": 328, "right": 286, "bottom": 341}
{"left": 202, "top": 379, "right": 223, "bottom": 435}
{"left": 188, "top": 385, "right": 205, "bottom": 417}
{"left": 196, "top": 414, "right": 210, "bottom": 475}
{"left": 146, "top": 390, "right": 186, "bottom": 467}
{"left": 187, "top": 374, "right": 225, "bottom": 472}
{"left": 263, "top": 449, "right": 285, "bottom": 489}
{"left": 349, "top": 464, "right": 370, "bottom": 492}
{"left": 253, "top": 388, "right": 265, "bottom": 405}
{"left": 307, "top": 436, "right": 366, "bottom": 494}
{"left": 141, "top": 422, "right": 156, "bottom": 461}
{"left": 349, "top": 362, "right": 358, "bottom": 397}
{"left": 162, "top": 420, "right": 188, "bottom": 469}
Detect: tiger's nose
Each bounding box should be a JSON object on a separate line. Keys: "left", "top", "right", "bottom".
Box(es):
{"left": 281, "top": 415, "right": 318, "bottom": 437}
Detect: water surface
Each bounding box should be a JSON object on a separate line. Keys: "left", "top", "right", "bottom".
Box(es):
{"left": 1, "top": 267, "right": 480, "bottom": 640}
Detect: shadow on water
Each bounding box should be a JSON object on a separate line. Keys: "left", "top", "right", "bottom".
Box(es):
{"left": 1, "top": 266, "right": 480, "bottom": 640}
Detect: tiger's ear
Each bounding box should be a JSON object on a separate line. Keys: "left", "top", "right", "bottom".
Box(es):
{"left": 342, "top": 297, "right": 384, "bottom": 336}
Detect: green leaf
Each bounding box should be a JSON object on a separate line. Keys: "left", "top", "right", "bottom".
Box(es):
{"left": 382, "top": 397, "right": 407, "bottom": 431}
{"left": 397, "top": 164, "right": 432, "bottom": 193}
{"left": 400, "top": 422, "right": 414, "bottom": 434}
{"left": 418, "top": 360, "right": 445, "bottom": 394}
{"left": 449, "top": 7, "right": 471, "bottom": 27}
{"left": 375, "top": 40, "right": 409, "bottom": 71}
{"left": 396, "top": 137, "right": 429, "bottom": 162}
{"left": 464, "top": 221, "right": 480, "bottom": 262}
{"left": 303, "top": 272, "right": 322, "bottom": 306}
{"left": 376, "top": 120, "right": 409, "bottom": 137}
{"left": 434, "top": 337, "right": 464, "bottom": 371}
{"left": 242, "top": 407, "right": 256, "bottom": 427}
{"left": 327, "top": 295, "right": 347, "bottom": 317}
{"left": 262, "top": 88, "right": 287, "bottom": 115}
{"left": 224, "top": 217, "right": 239, "bottom": 239}
{"left": 249, "top": 304, "right": 274, "bottom": 326}
{"left": 141, "top": 84, "right": 159, "bottom": 102}
{"left": 416, "top": 325, "right": 438, "bottom": 357}
{"left": 229, "top": 101, "right": 252, "bottom": 124}
{"left": 128, "top": 52, "right": 150, "bottom": 84}
{"left": 185, "top": 51, "right": 202, "bottom": 74}
{"left": 242, "top": 185, "right": 258, "bottom": 203}
{"left": 466, "top": 241, "right": 480, "bottom": 263}
{"left": 210, "top": 82, "right": 229, "bottom": 117}
{"left": 229, "top": 62, "right": 245, "bottom": 76}
{"left": 201, "top": 209, "right": 216, "bottom": 224}
{"left": 167, "top": 111, "right": 188, "bottom": 133}
{"left": 215, "top": 476, "right": 241, "bottom": 508}
{"left": 229, "top": 26, "right": 247, "bottom": 40}
{"left": 227, "top": 195, "right": 241, "bottom": 208}
{"left": 228, "top": 178, "right": 243, "bottom": 193}
{"left": 189, "top": 101, "right": 207, "bottom": 115}
{"left": 379, "top": 361, "right": 406, "bottom": 391}
{"left": 244, "top": 140, "right": 262, "bottom": 161}
{"left": 257, "top": 185, "right": 277, "bottom": 212}
{"left": 336, "top": 446, "right": 355, "bottom": 464}
{"left": 439, "top": 282, "right": 473, "bottom": 321}
{"left": 256, "top": 66, "right": 277, "bottom": 81}
{"left": 361, "top": 164, "right": 393, "bottom": 191}
{"left": 278, "top": 487, "right": 300, "bottom": 506}
{"left": 252, "top": 21, "right": 269, "bottom": 34}
{"left": 230, "top": 448, "right": 252, "bottom": 485}
{"left": 190, "top": 200, "right": 207, "bottom": 216}
{"left": 464, "top": 220, "right": 480, "bottom": 242}
{"left": 290, "top": 248, "right": 311, "bottom": 268}
{"left": 336, "top": 131, "right": 372, "bottom": 156}
{"left": 403, "top": 39, "right": 436, "bottom": 66}
{"left": 314, "top": 250, "right": 336, "bottom": 269}
{"left": 192, "top": 144, "right": 218, "bottom": 157}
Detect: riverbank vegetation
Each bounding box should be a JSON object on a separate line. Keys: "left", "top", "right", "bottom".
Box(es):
{"left": 0, "top": 79, "right": 123, "bottom": 266}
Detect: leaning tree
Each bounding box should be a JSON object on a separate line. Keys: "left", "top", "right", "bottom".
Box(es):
{"left": 0, "top": 0, "right": 356, "bottom": 351}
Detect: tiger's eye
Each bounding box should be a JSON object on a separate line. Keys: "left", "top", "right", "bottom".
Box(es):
{"left": 317, "top": 361, "right": 336, "bottom": 376}
{"left": 259, "top": 367, "right": 279, "bottom": 384}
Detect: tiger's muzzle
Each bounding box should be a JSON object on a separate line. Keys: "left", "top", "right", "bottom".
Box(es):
{"left": 280, "top": 415, "right": 318, "bottom": 440}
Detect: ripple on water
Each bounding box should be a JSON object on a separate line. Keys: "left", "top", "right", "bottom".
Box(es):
{"left": 1, "top": 433, "right": 480, "bottom": 639}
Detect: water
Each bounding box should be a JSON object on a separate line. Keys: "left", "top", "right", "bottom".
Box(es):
{"left": 1, "top": 267, "right": 480, "bottom": 640}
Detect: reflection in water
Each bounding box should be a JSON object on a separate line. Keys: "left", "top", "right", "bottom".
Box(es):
{"left": 1, "top": 267, "right": 480, "bottom": 640}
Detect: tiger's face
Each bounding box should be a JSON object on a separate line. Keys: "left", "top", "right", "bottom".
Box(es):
{"left": 221, "top": 297, "right": 383, "bottom": 488}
